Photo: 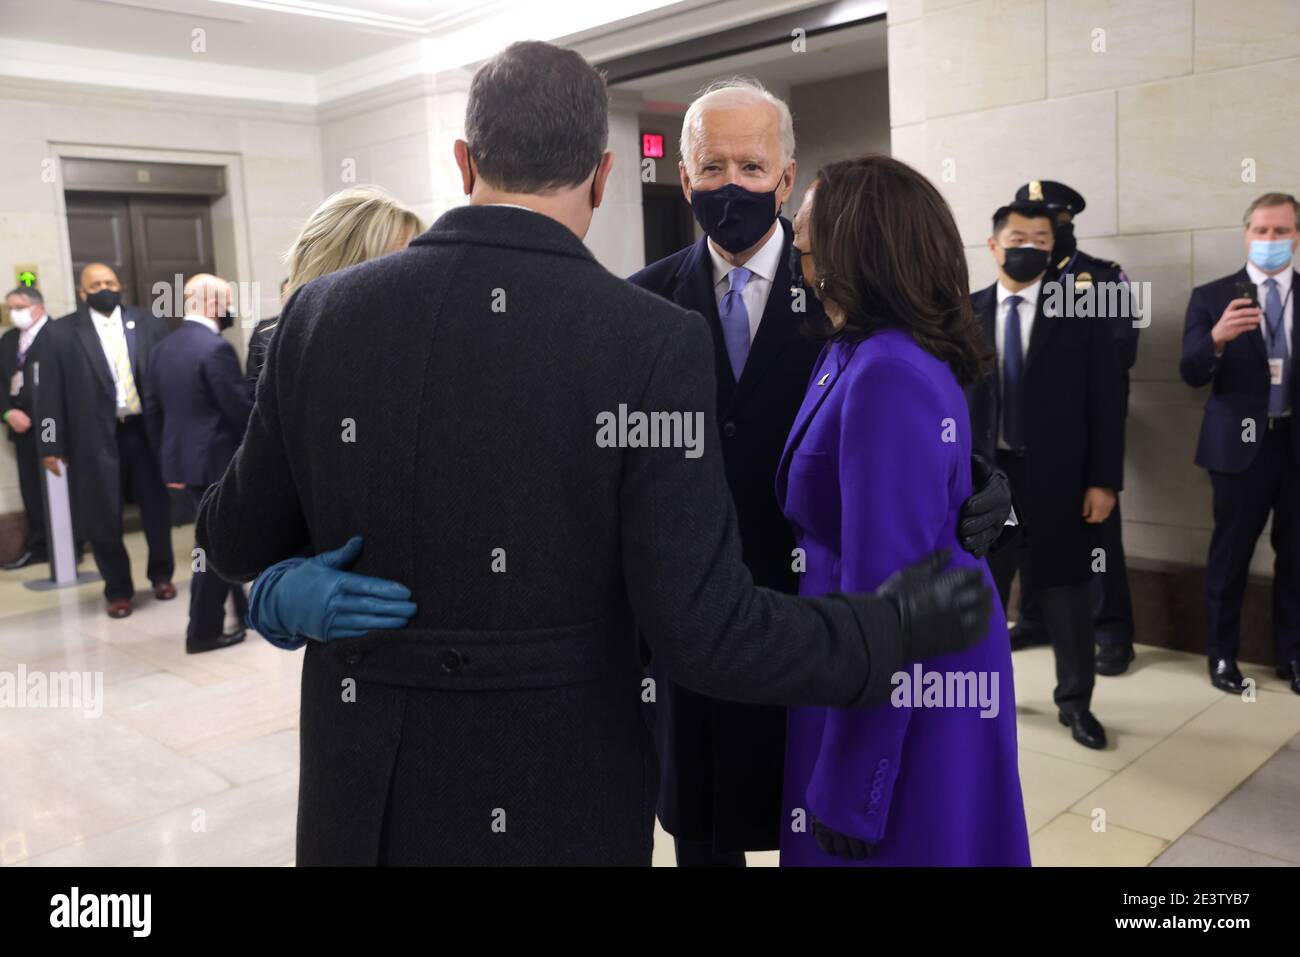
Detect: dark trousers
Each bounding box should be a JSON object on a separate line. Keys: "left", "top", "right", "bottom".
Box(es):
{"left": 1018, "top": 494, "right": 1133, "bottom": 648}
{"left": 186, "top": 486, "right": 247, "bottom": 643}
{"left": 674, "top": 838, "right": 746, "bottom": 867}
{"left": 1205, "top": 424, "right": 1300, "bottom": 664}
{"left": 13, "top": 429, "right": 47, "bottom": 558}
{"left": 990, "top": 451, "right": 1096, "bottom": 714}
{"left": 90, "top": 416, "right": 175, "bottom": 602}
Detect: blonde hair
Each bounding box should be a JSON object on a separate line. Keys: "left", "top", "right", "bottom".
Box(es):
{"left": 285, "top": 186, "right": 421, "bottom": 296}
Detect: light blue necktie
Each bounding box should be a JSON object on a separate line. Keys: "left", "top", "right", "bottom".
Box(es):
{"left": 1264, "top": 278, "right": 1289, "bottom": 416}
{"left": 719, "top": 266, "right": 752, "bottom": 381}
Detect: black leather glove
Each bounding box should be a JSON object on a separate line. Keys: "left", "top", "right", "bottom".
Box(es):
{"left": 877, "top": 549, "right": 993, "bottom": 662}
{"left": 958, "top": 452, "right": 1013, "bottom": 558}
{"left": 812, "top": 816, "right": 875, "bottom": 860}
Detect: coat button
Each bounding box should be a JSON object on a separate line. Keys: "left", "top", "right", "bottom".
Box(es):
{"left": 344, "top": 650, "right": 362, "bottom": 665}
{"left": 722, "top": 420, "right": 737, "bottom": 438}
{"left": 440, "top": 649, "right": 464, "bottom": 673}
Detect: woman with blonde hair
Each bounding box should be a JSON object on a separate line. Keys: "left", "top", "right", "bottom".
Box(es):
{"left": 245, "top": 185, "right": 421, "bottom": 383}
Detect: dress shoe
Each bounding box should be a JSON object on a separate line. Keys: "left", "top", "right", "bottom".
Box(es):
{"left": 152, "top": 581, "right": 177, "bottom": 601}
{"left": 186, "top": 629, "right": 246, "bottom": 655}
{"left": 1059, "top": 710, "right": 1107, "bottom": 749}
{"left": 1209, "top": 658, "right": 1247, "bottom": 694}
{"left": 1095, "top": 642, "right": 1135, "bottom": 676}
{"left": 1009, "top": 621, "right": 1050, "bottom": 651}
{"left": 1276, "top": 661, "right": 1300, "bottom": 696}
{"left": 2, "top": 550, "right": 44, "bottom": 570}
{"left": 106, "top": 599, "right": 132, "bottom": 619}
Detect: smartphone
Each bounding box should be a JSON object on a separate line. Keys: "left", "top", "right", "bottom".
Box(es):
{"left": 1233, "top": 280, "right": 1259, "bottom": 308}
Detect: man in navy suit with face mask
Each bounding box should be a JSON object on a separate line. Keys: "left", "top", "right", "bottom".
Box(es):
{"left": 1181, "top": 192, "right": 1300, "bottom": 696}
{"left": 629, "top": 80, "right": 1013, "bottom": 865}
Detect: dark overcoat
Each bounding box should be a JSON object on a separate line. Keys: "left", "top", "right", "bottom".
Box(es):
{"left": 967, "top": 282, "right": 1125, "bottom": 589}
{"left": 196, "top": 205, "right": 905, "bottom": 866}
{"left": 627, "top": 219, "right": 823, "bottom": 852}
{"left": 34, "top": 304, "right": 171, "bottom": 542}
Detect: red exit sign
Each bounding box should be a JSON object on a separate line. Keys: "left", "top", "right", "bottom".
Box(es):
{"left": 641, "top": 133, "right": 664, "bottom": 158}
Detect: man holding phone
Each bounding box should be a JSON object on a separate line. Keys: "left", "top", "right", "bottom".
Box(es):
{"left": 1180, "top": 192, "right": 1300, "bottom": 696}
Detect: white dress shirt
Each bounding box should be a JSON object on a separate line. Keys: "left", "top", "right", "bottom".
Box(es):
{"left": 89, "top": 304, "right": 135, "bottom": 414}
{"left": 707, "top": 224, "right": 786, "bottom": 345}
{"left": 1247, "top": 260, "right": 1294, "bottom": 353}
{"left": 995, "top": 278, "right": 1041, "bottom": 450}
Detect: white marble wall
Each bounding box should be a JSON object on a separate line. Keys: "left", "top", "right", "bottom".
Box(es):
{"left": 888, "top": 0, "right": 1300, "bottom": 573}
{"left": 790, "top": 69, "right": 893, "bottom": 205}
{"left": 317, "top": 69, "right": 472, "bottom": 233}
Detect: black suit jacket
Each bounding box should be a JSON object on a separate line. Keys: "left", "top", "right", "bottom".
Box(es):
{"left": 34, "top": 304, "right": 171, "bottom": 542}
{"left": 1180, "top": 267, "right": 1300, "bottom": 473}
{"left": 143, "top": 320, "right": 253, "bottom": 488}
{"left": 196, "top": 205, "right": 903, "bottom": 866}
{"left": 627, "top": 219, "right": 824, "bottom": 851}
{"left": 968, "top": 281, "right": 1124, "bottom": 588}
{"left": 1, "top": 321, "right": 51, "bottom": 442}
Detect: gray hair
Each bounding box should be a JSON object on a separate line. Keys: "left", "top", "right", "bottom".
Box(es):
{"left": 1244, "top": 192, "right": 1300, "bottom": 230}
{"left": 5, "top": 285, "right": 43, "bottom": 305}
{"left": 680, "top": 77, "right": 795, "bottom": 177}
{"left": 465, "top": 41, "right": 609, "bottom": 194}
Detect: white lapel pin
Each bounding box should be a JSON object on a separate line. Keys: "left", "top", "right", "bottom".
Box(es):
{"left": 817, "top": 372, "right": 831, "bottom": 386}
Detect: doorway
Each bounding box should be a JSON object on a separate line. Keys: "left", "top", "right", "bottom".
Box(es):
{"left": 65, "top": 192, "right": 217, "bottom": 330}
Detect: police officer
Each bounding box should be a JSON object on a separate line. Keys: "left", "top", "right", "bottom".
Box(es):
{"left": 1012, "top": 180, "right": 1139, "bottom": 676}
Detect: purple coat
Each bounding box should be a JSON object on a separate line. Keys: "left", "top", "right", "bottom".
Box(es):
{"left": 776, "top": 330, "right": 1031, "bottom": 867}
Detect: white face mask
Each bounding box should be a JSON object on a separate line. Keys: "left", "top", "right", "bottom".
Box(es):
{"left": 9, "top": 307, "right": 35, "bottom": 330}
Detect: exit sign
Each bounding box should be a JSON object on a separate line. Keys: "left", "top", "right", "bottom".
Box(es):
{"left": 15, "top": 264, "right": 38, "bottom": 288}
{"left": 641, "top": 133, "right": 664, "bottom": 159}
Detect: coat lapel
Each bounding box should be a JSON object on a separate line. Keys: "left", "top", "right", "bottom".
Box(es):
{"left": 775, "top": 342, "right": 840, "bottom": 507}
{"left": 1024, "top": 284, "right": 1057, "bottom": 369}
{"left": 729, "top": 219, "right": 802, "bottom": 411}
{"left": 71, "top": 309, "right": 116, "bottom": 400}
{"left": 670, "top": 236, "right": 736, "bottom": 406}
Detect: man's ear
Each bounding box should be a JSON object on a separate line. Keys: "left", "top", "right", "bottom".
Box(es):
{"left": 591, "top": 151, "right": 615, "bottom": 209}
{"left": 679, "top": 161, "right": 693, "bottom": 205}
{"left": 453, "top": 140, "right": 474, "bottom": 196}
{"left": 777, "top": 159, "right": 797, "bottom": 210}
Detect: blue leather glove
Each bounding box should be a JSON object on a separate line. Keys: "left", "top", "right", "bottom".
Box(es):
{"left": 248, "top": 536, "right": 417, "bottom": 650}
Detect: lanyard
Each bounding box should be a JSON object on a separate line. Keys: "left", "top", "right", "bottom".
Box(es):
{"left": 1262, "top": 282, "right": 1294, "bottom": 354}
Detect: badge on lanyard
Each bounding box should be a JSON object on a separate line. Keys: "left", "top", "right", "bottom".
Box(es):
{"left": 1270, "top": 358, "right": 1285, "bottom": 386}
{"left": 8, "top": 370, "right": 21, "bottom": 397}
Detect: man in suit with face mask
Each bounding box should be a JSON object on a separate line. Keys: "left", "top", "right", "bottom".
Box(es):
{"left": 1010, "top": 181, "right": 1140, "bottom": 677}
{"left": 36, "top": 263, "right": 176, "bottom": 618}
{"left": 629, "top": 80, "right": 1013, "bottom": 865}
{"left": 144, "top": 274, "right": 253, "bottom": 653}
{"left": 968, "top": 201, "right": 1125, "bottom": 750}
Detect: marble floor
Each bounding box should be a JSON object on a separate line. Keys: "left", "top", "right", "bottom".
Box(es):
{"left": 2, "top": 526, "right": 1299, "bottom": 867}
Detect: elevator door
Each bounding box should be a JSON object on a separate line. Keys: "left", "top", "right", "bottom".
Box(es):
{"left": 66, "top": 192, "right": 216, "bottom": 329}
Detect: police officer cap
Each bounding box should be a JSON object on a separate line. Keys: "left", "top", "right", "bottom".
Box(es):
{"left": 1014, "top": 180, "right": 1086, "bottom": 214}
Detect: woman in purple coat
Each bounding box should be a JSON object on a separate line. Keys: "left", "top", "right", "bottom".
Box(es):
{"left": 778, "top": 155, "right": 1031, "bottom": 866}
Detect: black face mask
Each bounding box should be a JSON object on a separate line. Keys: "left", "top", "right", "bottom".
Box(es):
{"left": 1052, "top": 220, "right": 1077, "bottom": 260}
{"left": 787, "top": 243, "right": 808, "bottom": 291}
{"left": 690, "top": 182, "right": 780, "bottom": 255}
{"left": 85, "top": 288, "right": 122, "bottom": 315}
{"left": 1002, "top": 246, "right": 1050, "bottom": 283}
